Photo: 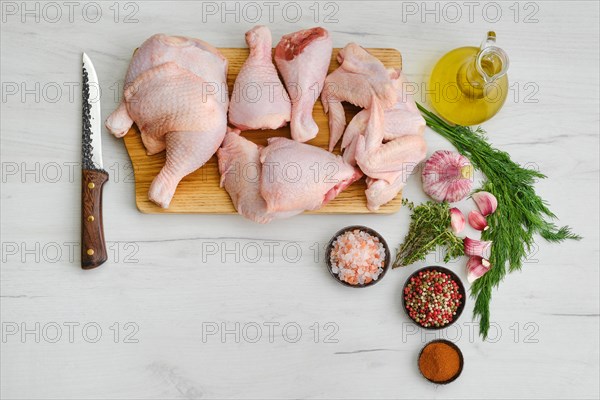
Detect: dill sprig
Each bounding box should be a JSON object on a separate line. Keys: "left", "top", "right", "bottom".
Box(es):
{"left": 393, "top": 199, "right": 464, "bottom": 268}
{"left": 417, "top": 103, "right": 581, "bottom": 338}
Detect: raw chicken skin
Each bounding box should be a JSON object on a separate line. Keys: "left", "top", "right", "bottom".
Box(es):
{"left": 381, "top": 73, "right": 426, "bottom": 140}
{"left": 342, "top": 73, "right": 424, "bottom": 145}
{"left": 364, "top": 175, "right": 405, "bottom": 212}
{"left": 340, "top": 72, "right": 425, "bottom": 165}
{"left": 106, "top": 34, "right": 228, "bottom": 139}
{"left": 361, "top": 130, "right": 426, "bottom": 211}
{"left": 348, "top": 99, "right": 427, "bottom": 210}
{"left": 355, "top": 129, "right": 427, "bottom": 184}
{"left": 125, "top": 62, "right": 227, "bottom": 207}
{"left": 322, "top": 43, "right": 398, "bottom": 151}
{"left": 229, "top": 26, "right": 291, "bottom": 130}
{"left": 274, "top": 27, "right": 332, "bottom": 142}
{"left": 124, "top": 34, "right": 227, "bottom": 85}
{"left": 321, "top": 60, "right": 427, "bottom": 211}
{"left": 259, "top": 137, "right": 362, "bottom": 213}
{"left": 217, "top": 128, "right": 299, "bottom": 223}
{"left": 105, "top": 34, "right": 229, "bottom": 208}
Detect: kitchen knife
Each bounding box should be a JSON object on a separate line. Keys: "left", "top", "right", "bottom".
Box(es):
{"left": 81, "top": 53, "right": 108, "bottom": 269}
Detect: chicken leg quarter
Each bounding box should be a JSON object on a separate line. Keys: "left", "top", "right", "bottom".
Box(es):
{"left": 105, "top": 34, "right": 229, "bottom": 208}
{"left": 124, "top": 62, "right": 227, "bottom": 207}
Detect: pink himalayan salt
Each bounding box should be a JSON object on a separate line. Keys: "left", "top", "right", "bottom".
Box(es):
{"left": 330, "top": 229, "right": 385, "bottom": 285}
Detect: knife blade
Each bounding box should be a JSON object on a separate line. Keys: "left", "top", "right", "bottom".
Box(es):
{"left": 81, "top": 53, "right": 108, "bottom": 269}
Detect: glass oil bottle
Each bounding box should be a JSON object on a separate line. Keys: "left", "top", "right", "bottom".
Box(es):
{"left": 429, "top": 31, "right": 510, "bottom": 125}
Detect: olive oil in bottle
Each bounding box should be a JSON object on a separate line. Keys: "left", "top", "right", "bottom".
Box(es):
{"left": 429, "top": 32, "right": 509, "bottom": 126}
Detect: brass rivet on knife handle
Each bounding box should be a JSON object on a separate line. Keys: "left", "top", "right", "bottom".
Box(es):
{"left": 81, "top": 169, "right": 108, "bottom": 269}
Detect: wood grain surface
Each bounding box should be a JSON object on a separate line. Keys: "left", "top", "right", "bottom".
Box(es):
{"left": 80, "top": 169, "right": 109, "bottom": 269}
{"left": 123, "top": 48, "right": 403, "bottom": 214}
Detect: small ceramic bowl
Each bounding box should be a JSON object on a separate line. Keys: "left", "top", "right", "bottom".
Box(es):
{"left": 402, "top": 266, "right": 466, "bottom": 329}
{"left": 418, "top": 339, "right": 464, "bottom": 384}
{"left": 325, "top": 225, "right": 391, "bottom": 288}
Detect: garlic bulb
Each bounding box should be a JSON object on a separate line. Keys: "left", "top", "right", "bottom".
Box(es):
{"left": 422, "top": 150, "right": 474, "bottom": 203}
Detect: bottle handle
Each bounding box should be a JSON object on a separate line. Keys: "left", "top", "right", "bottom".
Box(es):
{"left": 476, "top": 31, "right": 509, "bottom": 84}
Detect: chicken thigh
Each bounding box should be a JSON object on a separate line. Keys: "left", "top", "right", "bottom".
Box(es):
{"left": 260, "top": 137, "right": 362, "bottom": 213}
{"left": 106, "top": 33, "right": 228, "bottom": 141}
{"left": 229, "top": 26, "right": 291, "bottom": 130}
{"left": 105, "top": 34, "right": 229, "bottom": 208}
{"left": 217, "top": 128, "right": 299, "bottom": 223}
{"left": 274, "top": 27, "right": 332, "bottom": 142}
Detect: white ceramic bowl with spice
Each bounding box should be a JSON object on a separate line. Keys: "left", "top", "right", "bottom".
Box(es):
{"left": 325, "top": 225, "right": 391, "bottom": 288}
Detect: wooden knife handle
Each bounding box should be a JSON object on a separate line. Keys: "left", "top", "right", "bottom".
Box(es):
{"left": 81, "top": 169, "right": 109, "bottom": 269}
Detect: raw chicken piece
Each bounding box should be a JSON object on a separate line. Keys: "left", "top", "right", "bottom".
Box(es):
{"left": 380, "top": 72, "right": 425, "bottom": 140}
{"left": 352, "top": 100, "right": 427, "bottom": 210}
{"left": 363, "top": 148, "right": 425, "bottom": 211}
{"left": 339, "top": 72, "right": 425, "bottom": 165}
{"left": 356, "top": 132, "right": 427, "bottom": 184}
{"left": 217, "top": 128, "right": 299, "bottom": 223}
{"left": 342, "top": 73, "right": 424, "bottom": 146}
{"left": 360, "top": 133, "right": 426, "bottom": 210}
{"left": 259, "top": 137, "right": 362, "bottom": 213}
{"left": 106, "top": 34, "right": 229, "bottom": 208}
{"left": 106, "top": 34, "right": 228, "bottom": 140}
{"left": 125, "top": 62, "right": 227, "bottom": 207}
{"left": 123, "top": 34, "right": 227, "bottom": 89}
{"left": 322, "top": 43, "right": 398, "bottom": 151}
{"left": 229, "top": 26, "right": 291, "bottom": 130}
{"left": 274, "top": 27, "right": 332, "bottom": 142}
{"left": 365, "top": 176, "right": 405, "bottom": 212}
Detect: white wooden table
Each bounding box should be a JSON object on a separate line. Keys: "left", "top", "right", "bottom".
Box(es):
{"left": 1, "top": 1, "right": 599, "bottom": 398}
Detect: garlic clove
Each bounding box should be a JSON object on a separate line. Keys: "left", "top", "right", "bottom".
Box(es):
{"left": 472, "top": 191, "right": 498, "bottom": 216}
{"left": 467, "top": 256, "right": 491, "bottom": 283}
{"left": 468, "top": 210, "right": 489, "bottom": 231}
{"left": 450, "top": 208, "right": 465, "bottom": 234}
{"left": 464, "top": 237, "right": 492, "bottom": 259}
{"left": 422, "top": 150, "right": 473, "bottom": 203}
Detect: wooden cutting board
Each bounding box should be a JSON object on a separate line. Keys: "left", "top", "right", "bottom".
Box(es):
{"left": 123, "top": 48, "right": 402, "bottom": 214}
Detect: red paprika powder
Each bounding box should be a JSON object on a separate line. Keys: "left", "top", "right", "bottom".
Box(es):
{"left": 418, "top": 340, "right": 462, "bottom": 383}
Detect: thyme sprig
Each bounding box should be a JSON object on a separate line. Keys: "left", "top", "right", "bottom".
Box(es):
{"left": 393, "top": 199, "right": 464, "bottom": 268}
{"left": 417, "top": 103, "right": 581, "bottom": 338}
